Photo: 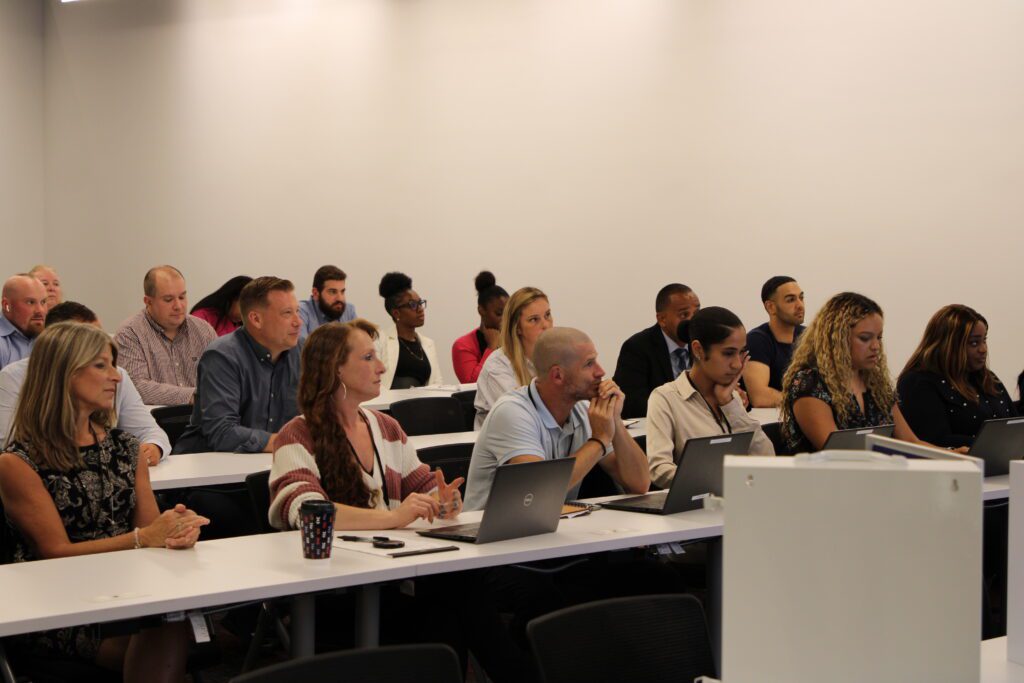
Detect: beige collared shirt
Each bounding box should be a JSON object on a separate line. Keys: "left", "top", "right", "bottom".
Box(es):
{"left": 646, "top": 371, "right": 775, "bottom": 488}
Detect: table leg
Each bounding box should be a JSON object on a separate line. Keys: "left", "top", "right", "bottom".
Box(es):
{"left": 355, "top": 584, "right": 381, "bottom": 647}
{"left": 291, "top": 594, "right": 316, "bottom": 658}
{"left": 707, "top": 537, "right": 722, "bottom": 672}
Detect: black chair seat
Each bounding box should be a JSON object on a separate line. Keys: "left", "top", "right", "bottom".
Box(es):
{"left": 390, "top": 397, "right": 465, "bottom": 437}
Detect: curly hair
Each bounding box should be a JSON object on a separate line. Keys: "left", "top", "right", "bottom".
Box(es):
{"left": 298, "top": 319, "right": 381, "bottom": 509}
{"left": 378, "top": 271, "right": 413, "bottom": 316}
{"left": 900, "top": 304, "right": 997, "bottom": 403}
{"left": 780, "top": 292, "right": 894, "bottom": 436}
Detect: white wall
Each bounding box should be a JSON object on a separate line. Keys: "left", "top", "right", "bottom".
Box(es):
{"left": 42, "top": 0, "right": 1024, "bottom": 390}
{"left": 0, "top": 0, "right": 45, "bottom": 275}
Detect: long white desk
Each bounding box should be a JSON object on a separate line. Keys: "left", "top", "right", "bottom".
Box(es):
{"left": 360, "top": 384, "right": 476, "bottom": 411}
{"left": 149, "top": 421, "right": 650, "bottom": 491}
{"left": 0, "top": 504, "right": 723, "bottom": 660}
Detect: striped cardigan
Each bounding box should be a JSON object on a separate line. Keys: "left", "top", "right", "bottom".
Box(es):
{"left": 268, "top": 409, "right": 435, "bottom": 530}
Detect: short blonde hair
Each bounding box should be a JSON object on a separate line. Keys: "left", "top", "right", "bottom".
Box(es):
{"left": 7, "top": 322, "right": 118, "bottom": 472}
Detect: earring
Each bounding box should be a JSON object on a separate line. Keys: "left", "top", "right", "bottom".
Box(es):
{"left": 341, "top": 382, "right": 348, "bottom": 400}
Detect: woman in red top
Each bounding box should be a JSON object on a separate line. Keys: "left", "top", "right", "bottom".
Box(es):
{"left": 451, "top": 271, "right": 508, "bottom": 383}
{"left": 190, "top": 275, "right": 252, "bottom": 336}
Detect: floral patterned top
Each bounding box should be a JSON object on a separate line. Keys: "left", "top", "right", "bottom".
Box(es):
{"left": 782, "top": 367, "right": 892, "bottom": 454}
{"left": 5, "top": 429, "right": 139, "bottom": 564}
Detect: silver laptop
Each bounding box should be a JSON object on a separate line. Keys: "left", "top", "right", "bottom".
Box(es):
{"left": 865, "top": 434, "right": 984, "bottom": 473}
{"left": 417, "top": 457, "right": 574, "bottom": 543}
{"left": 969, "top": 416, "right": 1024, "bottom": 476}
{"left": 601, "top": 431, "right": 755, "bottom": 515}
{"left": 822, "top": 424, "right": 894, "bottom": 451}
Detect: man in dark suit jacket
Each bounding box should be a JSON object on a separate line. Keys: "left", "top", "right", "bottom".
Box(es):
{"left": 613, "top": 284, "right": 701, "bottom": 417}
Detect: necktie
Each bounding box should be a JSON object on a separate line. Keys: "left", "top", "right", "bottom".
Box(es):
{"left": 672, "top": 347, "right": 687, "bottom": 377}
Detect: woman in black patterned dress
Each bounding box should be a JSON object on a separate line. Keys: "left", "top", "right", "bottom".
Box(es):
{"left": 0, "top": 322, "right": 209, "bottom": 682}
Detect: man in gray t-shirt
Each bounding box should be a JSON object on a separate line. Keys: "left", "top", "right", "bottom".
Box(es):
{"left": 464, "top": 327, "right": 650, "bottom": 511}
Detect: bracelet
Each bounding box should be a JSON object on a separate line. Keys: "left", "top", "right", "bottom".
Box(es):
{"left": 133, "top": 527, "right": 142, "bottom": 549}
{"left": 586, "top": 437, "right": 609, "bottom": 457}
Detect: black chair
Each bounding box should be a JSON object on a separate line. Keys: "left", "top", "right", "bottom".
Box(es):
{"left": 390, "top": 398, "right": 465, "bottom": 437}
{"left": 633, "top": 434, "right": 646, "bottom": 453}
{"left": 526, "top": 594, "right": 715, "bottom": 683}
{"left": 151, "top": 404, "right": 194, "bottom": 449}
{"left": 246, "top": 470, "right": 274, "bottom": 535}
{"left": 242, "top": 470, "right": 291, "bottom": 669}
{"left": 230, "top": 643, "right": 462, "bottom": 683}
{"left": 450, "top": 390, "right": 477, "bottom": 431}
{"left": 762, "top": 421, "right": 792, "bottom": 456}
{"left": 416, "top": 443, "right": 473, "bottom": 497}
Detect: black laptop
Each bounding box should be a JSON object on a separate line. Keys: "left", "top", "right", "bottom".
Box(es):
{"left": 969, "top": 417, "right": 1024, "bottom": 476}
{"left": 417, "top": 457, "right": 574, "bottom": 543}
{"left": 601, "top": 431, "right": 755, "bottom": 515}
{"left": 821, "top": 424, "right": 895, "bottom": 451}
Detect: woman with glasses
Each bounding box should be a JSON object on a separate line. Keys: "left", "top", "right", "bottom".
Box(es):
{"left": 376, "top": 271, "right": 445, "bottom": 389}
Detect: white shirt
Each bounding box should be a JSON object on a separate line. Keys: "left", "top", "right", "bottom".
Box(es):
{"left": 473, "top": 348, "right": 536, "bottom": 429}
{"left": 0, "top": 358, "right": 171, "bottom": 458}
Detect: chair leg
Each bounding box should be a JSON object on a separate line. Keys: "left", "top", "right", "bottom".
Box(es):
{"left": 0, "top": 642, "right": 17, "bottom": 683}
{"left": 241, "top": 603, "right": 273, "bottom": 673}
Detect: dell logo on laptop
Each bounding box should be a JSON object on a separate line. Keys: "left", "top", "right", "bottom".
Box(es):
{"left": 522, "top": 493, "right": 534, "bottom": 507}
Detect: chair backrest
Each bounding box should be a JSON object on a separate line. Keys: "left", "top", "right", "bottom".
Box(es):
{"left": 151, "top": 404, "right": 195, "bottom": 449}
{"left": 245, "top": 470, "right": 274, "bottom": 534}
{"left": 415, "top": 443, "right": 473, "bottom": 497}
{"left": 526, "top": 594, "right": 716, "bottom": 683}
{"left": 390, "top": 397, "right": 465, "bottom": 437}
{"left": 230, "top": 643, "right": 462, "bottom": 683}
{"left": 761, "top": 421, "right": 791, "bottom": 456}
{"left": 450, "top": 389, "right": 477, "bottom": 431}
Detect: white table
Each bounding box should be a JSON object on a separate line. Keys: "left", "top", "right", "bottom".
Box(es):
{"left": 148, "top": 421, "right": 651, "bottom": 491}
{"left": 983, "top": 638, "right": 1024, "bottom": 682}
{"left": 360, "top": 384, "right": 476, "bottom": 411}
{"left": 0, "top": 504, "right": 723, "bottom": 660}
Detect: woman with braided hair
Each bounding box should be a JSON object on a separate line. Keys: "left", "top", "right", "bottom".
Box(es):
{"left": 780, "top": 292, "right": 918, "bottom": 453}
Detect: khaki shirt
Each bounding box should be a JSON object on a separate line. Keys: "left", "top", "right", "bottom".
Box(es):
{"left": 646, "top": 372, "right": 775, "bottom": 488}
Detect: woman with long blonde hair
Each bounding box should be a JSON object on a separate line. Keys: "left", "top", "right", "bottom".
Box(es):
{"left": 0, "top": 322, "right": 208, "bottom": 682}
{"left": 779, "top": 292, "right": 916, "bottom": 453}
{"left": 473, "top": 286, "right": 553, "bottom": 428}
{"left": 898, "top": 305, "right": 1017, "bottom": 448}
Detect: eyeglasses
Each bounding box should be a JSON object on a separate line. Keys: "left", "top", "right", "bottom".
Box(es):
{"left": 400, "top": 299, "right": 428, "bottom": 311}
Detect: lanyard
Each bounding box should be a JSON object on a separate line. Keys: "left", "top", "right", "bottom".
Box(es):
{"left": 528, "top": 384, "right": 574, "bottom": 458}
{"left": 686, "top": 372, "right": 733, "bottom": 435}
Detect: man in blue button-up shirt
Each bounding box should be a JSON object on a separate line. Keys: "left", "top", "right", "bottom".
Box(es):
{"left": 0, "top": 275, "right": 47, "bottom": 370}
{"left": 298, "top": 264, "right": 357, "bottom": 341}
{"left": 174, "top": 276, "right": 303, "bottom": 455}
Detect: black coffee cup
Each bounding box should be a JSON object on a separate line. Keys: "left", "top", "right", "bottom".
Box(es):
{"left": 299, "top": 499, "right": 336, "bottom": 559}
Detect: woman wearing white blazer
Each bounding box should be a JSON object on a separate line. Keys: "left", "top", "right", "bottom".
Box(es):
{"left": 376, "top": 272, "right": 444, "bottom": 389}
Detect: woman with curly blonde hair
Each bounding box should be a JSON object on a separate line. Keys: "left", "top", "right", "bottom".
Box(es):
{"left": 779, "top": 292, "right": 916, "bottom": 453}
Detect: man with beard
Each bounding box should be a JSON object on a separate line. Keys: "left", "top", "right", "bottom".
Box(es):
{"left": 742, "top": 275, "right": 807, "bottom": 408}
{"left": 298, "top": 264, "right": 356, "bottom": 341}
{"left": 464, "top": 327, "right": 650, "bottom": 511}
{"left": 0, "top": 274, "right": 47, "bottom": 369}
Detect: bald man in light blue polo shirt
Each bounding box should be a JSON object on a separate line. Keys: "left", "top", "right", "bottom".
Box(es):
{"left": 464, "top": 327, "right": 650, "bottom": 511}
